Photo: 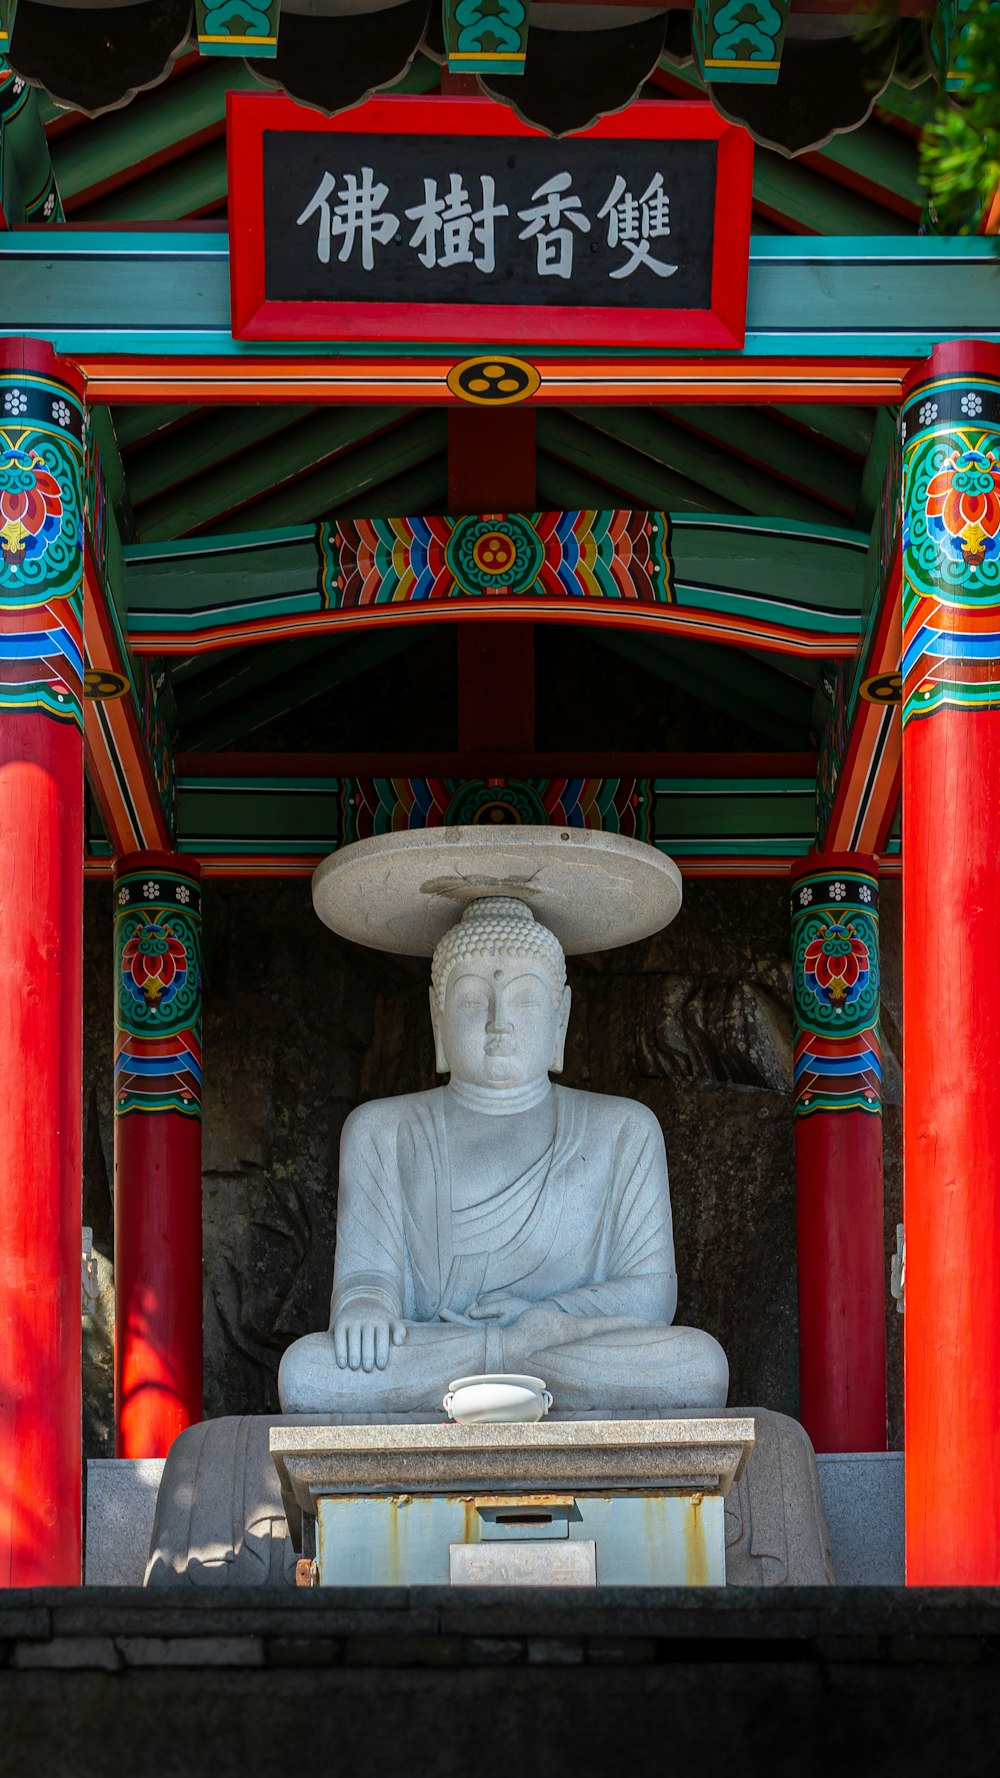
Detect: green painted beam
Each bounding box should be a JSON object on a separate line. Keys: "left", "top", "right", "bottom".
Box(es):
{"left": 657, "top": 406, "right": 861, "bottom": 515}
{"left": 537, "top": 414, "right": 737, "bottom": 516}
{"left": 127, "top": 404, "right": 316, "bottom": 508}
{"left": 578, "top": 409, "right": 841, "bottom": 525}
{"left": 136, "top": 407, "right": 414, "bottom": 538}
{"left": 126, "top": 509, "right": 866, "bottom": 659}
{"left": 181, "top": 630, "right": 422, "bottom": 750}
{"left": 171, "top": 768, "right": 819, "bottom": 860}
{"left": 4, "top": 234, "right": 996, "bottom": 361}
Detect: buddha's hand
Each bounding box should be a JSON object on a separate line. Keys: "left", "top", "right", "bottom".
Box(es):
{"left": 332, "top": 1298, "right": 407, "bottom": 1372}
{"left": 467, "top": 1291, "right": 534, "bottom": 1327}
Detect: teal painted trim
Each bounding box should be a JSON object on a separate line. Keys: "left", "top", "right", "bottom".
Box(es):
{"left": 0, "top": 235, "right": 997, "bottom": 361}
{"left": 669, "top": 514, "right": 868, "bottom": 547}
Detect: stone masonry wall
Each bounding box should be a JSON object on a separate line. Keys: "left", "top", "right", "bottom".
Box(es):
{"left": 82, "top": 877, "right": 902, "bottom": 1457}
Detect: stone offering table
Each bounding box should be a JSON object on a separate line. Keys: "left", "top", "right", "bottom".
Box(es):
{"left": 270, "top": 1418, "right": 755, "bottom": 1588}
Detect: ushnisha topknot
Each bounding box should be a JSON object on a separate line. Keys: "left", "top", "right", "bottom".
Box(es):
{"left": 430, "top": 897, "right": 567, "bottom": 1006}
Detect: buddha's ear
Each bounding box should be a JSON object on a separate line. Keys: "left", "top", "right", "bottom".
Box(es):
{"left": 429, "top": 987, "right": 449, "bottom": 1073}
{"left": 550, "top": 984, "right": 572, "bottom": 1074}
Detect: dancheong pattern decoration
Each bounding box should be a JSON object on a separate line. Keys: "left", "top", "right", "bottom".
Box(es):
{"left": 195, "top": 0, "right": 281, "bottom": 58}
{"left": 114, "top": 865, "right": 202, "bottom": 1118}
{"left": 341, "top": 777, "right": 652, "bottom": 841}
{"left": 320, "top": 511, "right": 674, "bottom": 610}
{"left": 0, "top": 364, "right": 84, "bottom": 728}
{"left": 443, "top": 0, "right": 529, "bottom": 76}
{"left": 902, "top": 367, "right": 1000, "bottom": 724}
{"left": 693, "top": 0, "right": 791, "bottom": 85}
{"left": 790, "top": 865, "right": 881, "bottom": 1118}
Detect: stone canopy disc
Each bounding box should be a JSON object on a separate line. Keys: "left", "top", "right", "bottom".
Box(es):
{"left": 311, "top": 826, "right": 682, "bottom": 956}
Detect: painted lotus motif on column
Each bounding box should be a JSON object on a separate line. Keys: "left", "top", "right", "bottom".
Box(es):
{"left": 902, "top": 366, "right": 1000, "bottom": 723}
{"left": 114, "top": 865, "right": 203, "bottom": 1118}
{"left": 790, "top": 865, "right": 881, "bottom": 1117}
{"left": 0, "top": 368, "right": 85, "bottom": 726}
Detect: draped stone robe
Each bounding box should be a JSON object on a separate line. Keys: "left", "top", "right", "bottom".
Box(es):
{"left": 278, "top": 1084, "right": 729, "bottom": 1414}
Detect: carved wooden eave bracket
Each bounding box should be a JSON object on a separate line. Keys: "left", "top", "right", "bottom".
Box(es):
{"left": 4, "top": 0, "right": 933, "bottom": 151}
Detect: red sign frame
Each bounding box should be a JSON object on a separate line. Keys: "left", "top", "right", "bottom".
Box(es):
{"left": 227, "top": 94, "right": 753, "bottom": 351}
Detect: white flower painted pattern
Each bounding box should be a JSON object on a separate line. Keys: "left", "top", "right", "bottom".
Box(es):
{"left": 3, "top": 388, "right": 27, "bottom": 415}
{"left": 142, "top": 880, "right": 160, "bottom": 899}
{"left": 918, "top": 401, "right": 938, "bottom": 427}
{"left": 798, "top": 886, "right": 813, "bottom": 906}
{"left": 117, "top": 887, "right": 129, "bottom": 906}
{"left": 829, "top": 881, "right": 847, "bottom": 901}
{"left": 961, "top": 392, "right": 983, "bottom": 417}
{"left": 859, "top": 884, "right": 872, "bottom": 904}
{"left": 175, "top": 884, "right": 190, "bottom": 904}
{"left": 51, "top": 399, "right": 72, "bottom": 428}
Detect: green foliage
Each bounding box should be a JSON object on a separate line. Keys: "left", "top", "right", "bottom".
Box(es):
{"left": 920, "top": 0, "right": 1000, "bottom": 232}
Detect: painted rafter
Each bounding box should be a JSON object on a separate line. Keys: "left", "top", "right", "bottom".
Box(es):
{"left": 123, "top": 511, "right": 867, "bottom": 660}
{"left": 816, "top": 430, "right": 902, "bottom": 855}
{"left": 83, "top": 409, "right": 173, "bottom": 853}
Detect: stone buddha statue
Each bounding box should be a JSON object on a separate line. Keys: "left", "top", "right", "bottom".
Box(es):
{"left": 278, "top": 896, "right": 728, "bottom": 1417}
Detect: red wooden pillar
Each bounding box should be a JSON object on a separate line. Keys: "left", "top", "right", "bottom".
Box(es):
{"left": 113, "top": 852, "right": 203, "bottom": 1457}
{"left": 901, "top": 341, "right": 1000, "bottom": 1582}
{"left": 790, "top": 855, "right": 887, "bottom": 1453}
{"left": 448, "top": 406, "right": 537, "bottom": 753}
{"left": 0, "top": 339, "right": 86, "bottom": 1583}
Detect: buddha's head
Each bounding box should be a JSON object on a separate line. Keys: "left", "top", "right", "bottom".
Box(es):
{"left": 429, "top": 898, "right": 572, "bottom": 1090}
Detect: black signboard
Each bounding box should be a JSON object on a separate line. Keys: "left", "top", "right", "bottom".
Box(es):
{"left": 229, "top": 95, "right": 753, "bottom": 348}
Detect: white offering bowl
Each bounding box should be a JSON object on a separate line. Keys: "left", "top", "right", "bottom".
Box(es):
{"left": 443, "top": 1374, "right": 553, "bottom": 1426}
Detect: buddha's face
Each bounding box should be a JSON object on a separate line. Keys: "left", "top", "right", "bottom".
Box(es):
{"left": 432, "top": 955, "right": 571, "bottom": 1089}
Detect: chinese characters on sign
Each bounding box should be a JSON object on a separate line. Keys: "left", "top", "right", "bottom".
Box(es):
{"left": 263, "top": 131, "right": 718, "bottom": 312}
{"left": 296, "top": 166, "right": 678, "bottom": 284}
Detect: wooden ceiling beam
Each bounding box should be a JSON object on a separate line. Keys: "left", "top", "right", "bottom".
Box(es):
{"left": 536, "top": 413, "right": 738, "bottom": 515}
{"left": 136, "top": 407, "right": 415, "bottom": 538}
{"left": 180, "top": 630, "right": 423, "bottom": 751}
{"left": 582, "top": 406, "right": 848, "bottom": 524}
{"left": 127, "top": 403, "right": 317, "bottom": 510}
{"left": 208, "top": 421, "right": 448, "bottom": 533}
{"left": 594, "top": 630, "right": 812, "bottom": 748}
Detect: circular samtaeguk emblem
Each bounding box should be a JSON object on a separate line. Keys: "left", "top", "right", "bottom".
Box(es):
{"left": 446, "top": 514, "right": 545, "bottom": 596}
{"left": 860, "top": 672, "right": 902, "bottom": 706}
{"left": 84, "top": 668, "right": 130, "bottom": 701}
{"left": 446, "top": 356, "right": 541, "bottom": 406}
{"left": 445, "top": 781, "right": 549, "bottom": 825}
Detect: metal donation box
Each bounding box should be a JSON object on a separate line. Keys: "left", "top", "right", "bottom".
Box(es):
{"left": 270, "top": 1419, "right": 755, "bottom": 1589}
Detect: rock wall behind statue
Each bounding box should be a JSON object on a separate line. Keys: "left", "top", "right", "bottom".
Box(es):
{"left": 82, "top": 876, "right": 902, "bottom": 1456}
